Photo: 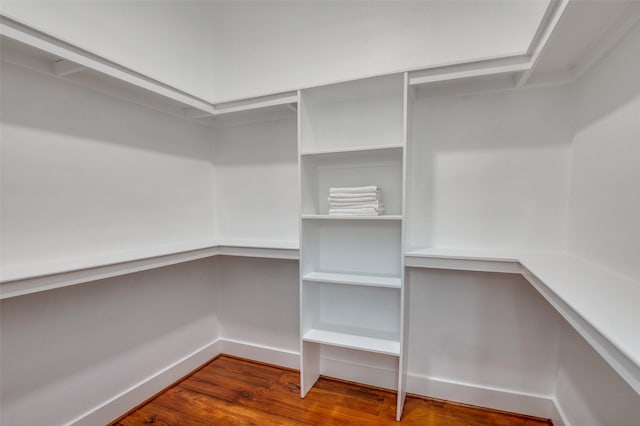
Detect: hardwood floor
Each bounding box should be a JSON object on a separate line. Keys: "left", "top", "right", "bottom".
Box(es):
{"left": 113, "top": 355, "right": 552, "bottom": 426}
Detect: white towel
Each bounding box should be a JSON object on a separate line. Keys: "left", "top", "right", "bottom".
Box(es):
{"left": 329, "top": 201, "right": 384, "bottom": 209}
{"left": 328, "top": 191, "right": 380, "bottom": 199}
{"left": 329, "top": 185, "right": 379, "bottom": 194}
{"left": 329, "top": 207, "right": 384, "bottom": 215}
{"left": 329, "top": 209, "right": 383, "bottom": 216}
{"left": 328, "top": 194, "right": 380, "bottom": 202}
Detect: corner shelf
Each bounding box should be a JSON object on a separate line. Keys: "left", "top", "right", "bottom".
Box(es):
{"left": 303, "top": 271, "right": 401, "bottom": 288}
{"left": 0, "top": 239, "right": 300, "bottom": 300}
{"left": 404, "top": 247, "right": 640, "bottom": 396}
{"left": 303, "top": 329, "right": 400, "bottom": 356}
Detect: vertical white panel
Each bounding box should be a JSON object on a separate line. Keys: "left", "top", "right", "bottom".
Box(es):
{"left": 397, "top": 72, "right": 412, "bottom": 420}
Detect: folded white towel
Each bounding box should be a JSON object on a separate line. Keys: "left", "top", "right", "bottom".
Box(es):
{"left": 328, "top": 191, "right": 380, "bottom": 199}
{"left": 329, "top": 185, "right": 379, "bottom": 194}
{"left": 328, "top": 194, "right": 380, "bottom": 202}
{"left": 329, "top": 210, "right": 383, "bottom": 216}
{"left": 329, "top": 212, "right": 381, "bottom": 216}
{"left": 329, "top": 201, "right": 384, "bottom": 209}
{"left": 329, "top": 207, "right": 384, "bottom": 215}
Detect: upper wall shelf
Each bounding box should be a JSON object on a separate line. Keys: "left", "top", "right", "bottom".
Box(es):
{"left": 5, "top": 2, "right": 635, "bottom": 123}
{"left": 0, "top": 15, "right": 214, "bottom": 116}
{"left": 0, "top": 14, "right": 298, "bottom": 127}
{"left": 407, "top": 1, "right": 640, "bottom": 99}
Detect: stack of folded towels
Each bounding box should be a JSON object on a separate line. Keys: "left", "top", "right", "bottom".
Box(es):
{"left": 328, "top": 185, "right": 384, "bottom": 216}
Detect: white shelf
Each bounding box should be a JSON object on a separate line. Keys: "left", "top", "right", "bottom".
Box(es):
{"left": 302, "top": 214, "right": 402, "bottom": 221}
{"left": 0, "top": 239, "right": 300, "bottom": 300}
{"left": 404, "top": 247, "right": 523, "bottom": 273}
{"left": 404, "top": 246, "right": 640, "bottom": 396}
{"left": 520, "top": 253, "right": 640, "bottom": 396}
{"left": 0, "top": 16, "right": 214, "bottom": 116}
{"left": 218, "top": 239, "right": 299, "bottom": 260}
{"left": 303, "top": 271, "right": 401, "bottom": 288}
{"left": 0, "top": 16, "right": 299, "bottom": 127}
{"left": 300, "top": 144, "right": 404, "bottom": 157}
{"left": 303, "top": 329, "right": 400, "bottom": 356}
{"left": 408, "top": 55, "right": 531, "bottom": 87}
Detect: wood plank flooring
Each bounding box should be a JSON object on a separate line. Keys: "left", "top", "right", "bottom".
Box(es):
{"left": 113, "top": 355, "right": 552, "bottom": 425}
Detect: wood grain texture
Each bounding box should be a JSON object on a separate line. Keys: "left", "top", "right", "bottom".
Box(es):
{"left": 113, "top": 355, "right": 552, "bottom": 425}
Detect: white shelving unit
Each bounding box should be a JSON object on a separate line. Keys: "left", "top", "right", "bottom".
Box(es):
{"left": 298, "top": 73, "right": 409, "bottom": 419}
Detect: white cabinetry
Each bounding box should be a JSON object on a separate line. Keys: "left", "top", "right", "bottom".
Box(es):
{"left": 298, "top": 73, "right": 409, "bottom": 419}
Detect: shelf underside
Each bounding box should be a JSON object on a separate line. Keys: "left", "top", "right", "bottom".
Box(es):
{"left": 303, "top": 271, "right": 401, "bottom": 288}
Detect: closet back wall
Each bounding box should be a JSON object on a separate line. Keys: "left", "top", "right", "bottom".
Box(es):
{"left": 212, "top": 118, "right": 298, "bottom": 245}
{"left": 0, "top": 60, "right": 215, "bottom": 266}
{"left": 408, "top": 84, "right": 573, "bottom": 251}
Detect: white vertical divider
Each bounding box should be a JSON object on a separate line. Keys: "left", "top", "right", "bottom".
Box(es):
{"left": 298, "top": 89, "right": 320, "bottom": 396}
{"left": 396, "top": 72, "right": 412, "bottom": 420}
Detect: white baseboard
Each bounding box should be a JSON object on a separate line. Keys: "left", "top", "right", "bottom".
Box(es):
{"left": 67, "top": 339, "right": 566, "bottom": 426}
{"left": 69, "top": 339, "right": 222, "bottom": 426}
{"left": 406, "top": 373, "right": 556, "bottom": 422}
{"left": 218, "top": 338, "right": 300, "bottom": 370}
{"left": 550, "top": 396, "right": 571, "bottom": 426}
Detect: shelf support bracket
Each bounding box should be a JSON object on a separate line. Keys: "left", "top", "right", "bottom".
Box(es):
{"left": 183, "top": 107, "right": 215, "bottom": 120}
{"left": 53, "top": 59, "right": 85, "bottom": 77}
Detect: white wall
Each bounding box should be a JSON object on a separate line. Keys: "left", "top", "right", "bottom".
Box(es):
{"left": 409, "top": 85, "right": 573, "bottom": 251}
{"left": 0, "top": 56, "right": 221, "bottom": 425}
{"left": 212, "top": 119, "right": 298, "bottom": 245}
{"left": 567, "top": 22, "right": 640, "bottom": 282}
{"left": 554, "top": 320, "right": 640, "bottom": 426}
{"left": 208, "top": 0, "right": 548, "bottom": 101}
{"left": 0, "top": 0, "right": 214, "bottom": 100}
{"left": 406, "top": 268, "right": 562, "bottom": 416}
{"left": 216, "top": 256, "right": 299, "bottom": 366}
{"left": 0, "top": 258, "right": 219, "bottom": 426}
{"left": 0, "top": 60, "right": 215, "bottom": 267}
